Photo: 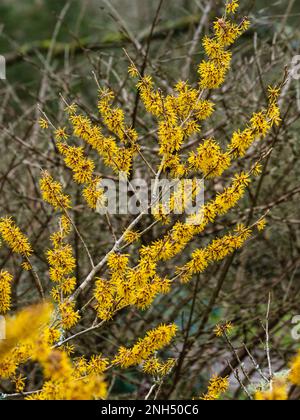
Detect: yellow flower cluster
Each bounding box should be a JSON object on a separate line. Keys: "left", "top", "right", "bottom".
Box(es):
{"left": 289, "top": 350, "right": 300, "bottom": 386}
{"left": 96, "top": 274, "right": 167, "bottom": 319}
{"left": 134, "top": 19, "right": 275, "bottom": 187}
{"left": 136, "top": 75, "right": 163, "bottom": 117}
{"left": 226, "top": 0, "right": 239, "bottom": 14}
{"left": 153, "top": 178, "right": 202, "bottom": 225}
{"left": 0, "top": 303, "right": 52, "bottom": 380}
{"left": 0, "top": 303, "right": 107, "bottom": 400}
{"left": 188, "top": 138, "right": 231, "bottom": 178}
{"left": 135, "top": 76, "right": 214, "bottom": 168}
{"left": 43, "top": 327, "right": 61, "bottom": 346}
{"left": 56, "top": 142, "right": 105, "bottom": 210}
{"left": 201, "top": 375, "right": 229, "bottom": 400}
{"left": 142, "top": 357, "right": 176, "bottom": 377}
{"left": 13, "top": 374, "right": 26, "bottom": 393}
{"left": 28, "top": 369, "right": 107, "bottom": 400}
{"left": 50, "top": 120, "right": 111, "bottom": 210}
{"left": 177, "top": 224, "right": 252, "bottom": 283}
{"left": 40, "top": 171, "right": 71, "bottom": 210}
{"left": 46, "top": 217, "right": 79, "bottom": 329}
{"left": 69, "top": 110, "right": 136, "bottom": 175}
{"left": 47, "top": 219, "right": 76, "bottom": 293}
{"left": 39, "top": 117, "right": 49, "bottom": 129}
{"left": 94, "top": 251, "right": 172, "bottom": 320}
{"left": 92, "top": 164, "right": 259, "bottom": 320}
{"left": 47, "top": 242, "right": 75, "bottom": 283}
{"left": 94, "top": 277, "right": 117, "bottom": 321}
{"left": 55, "top": 127, "right": 69, "bottom": 141}
{"left": 94, "top": 249, "right": 170, "bottom": 320}
{"left": 187, "top": 85, "right": 281, "bottom": 181}
{"left": 98, "top": 88, "right": 138, "bottom": 146}
{"left": 112, "top": 324, "right": 177, "bottom": 368}
{"left": 255, "top": 378, "right": 288, "bottom": 401}
{"left": 0, "top": 217, "right": 33, "bottom": 257}
{"left": 123, "top": 229, "right": 141, "bottom": 244}
{"left": 106, "top": 170, "right": 254, "bottom": 310}
{"left": 0, "top": 271, "right": 13, "bottom": 315}
{"left": 31, "top": 334, "right": 107, "bottom": 400}
{"left": 199, "top": 15, "right": 249, "bottom": 90}
{"left": 0, "top": 270, "right": 13, "bottom": 314}
{"left": 42, "top": 117, "right": 103, "bottom": 210}
{"left": 228, "top": 86, "right": 281, "bottom": 158}
{"left": 82, "top": 176, "right": 105, "bottom": 210}
{"left": 214, "top": 321, "right": 234, "bottom": 337}
{"left": 57, "top": 143, "right": 95, "bottom": 185}
{"left": 141, "top": 170, "right": 251, "bottom": 269}
{"left": 75, "top": 354, "right": 110, "bottom": 376}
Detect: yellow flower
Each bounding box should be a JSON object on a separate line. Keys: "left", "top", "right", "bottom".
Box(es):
{"left": 268, "top": 85, "right": 280, "bottom": 102}
{"left": 250, "top": 111, "right": 271, "bottom": 136}
{"left": 240, "top": 18, "right": 251, "bottom": 32}
{"left": 54, "top": 127, "right": 69, "bottom": 141}
{"left": 267, "top": 102, "right": 281, "bottom": 126}
{"left": 142, "top": 357, "right": 161, "bottom": 375}
{"left": 228, "top": 129, "right": 255, "bottom": 158}
{"left": 214, "top": 321, "right": 234, "bottom": 337}
{"left": 21, "top": 261, "right": 32, "bottom": 271}
{"left": 13, "top": 374, "right": 26, "bottom": 393}
{"left": 0, "top": 270, "right": 13, "bottom": 314}
{"left": 40, "top": 171, "right": 71, "bottom": 210}
{"left": 158, "top": 120, "right": 184, "bottom": 155}
{"left": 43, "top": 327, "right": 61, "bottom": 346}
{"left": 94, "top": 278, "right": 115, "bottom": 321}
{"left": 255, "top": 378, "right": 288, "bottom": 400}
{"left": 202, "top": 36, "right": 232, "bottom": 67}
{"left": 47, "top": 245, "right": 76, "bottom": 279}
{"left": 82, "top": 177, "right": 105, "bottom": 210}
{"left": 178, "top": 223, "right": 252, "bottom": 283}
{"left": 0, "top": 217, "right": 33, "bottom": 256}
{"left": 73, "top": 158, "right": 95, "bottom": 184}
{"left": 226, "top": 0, "right": 239, "bottom": 14}
{"left": 40, "top": 349, "right": 73, "bottom": 381}
{"left": 199, "top": 61, "right": 227, "bottom": 89}
{"left": 58, "top": 301, "right": 80, "bottom": 330}
{"left": 289, "top": 350, "right": 300, "bottom": 386}
{"left": 252, "top": 163, "right": 262, "bottom": 177}
{"left": 213, "top": 19, "right": 241, "bottom": 47}
{"left": 63, "top": 343, "right": 75, "bottom": 356}
{"left": 87, "top": 355, "right": 109, "bottom": 375}
{"left": 39, "top": 118, "right": 49, "bottom": 129}
{"left": 112, "top": 324, "right": 178, "bottom": 368}
{"left": 257, "top": 218, "right": 267, "bottom": 232}
{"left": 60, "top": 277, "right": 76, "bottom": 295}
{"left": 189, "top": 139, "right": 231, "bottom": 177}
{"left": 128, "top": 64, "right": 139, "bottom": 78}
{"left": 107, "top": 253, "right": 129, "bottom": 273}
{"left": 137, "top": 75, "right": 163, "bottom": 117}
{"left": 0, "top": 302, "right": 52, "bottom": 361}
{"left": 64, "top": 103, "right": 77, "bottom": 115}
{"left": 98, "top": 88, "right": 138, "bottom": 145}
{"left": 158, "top": 358, "right": 177, "bottom": 376}
{"left": 143, "top": 357, "right": 176, "bottom": 377}
{"left": 124, "top": 230, "right": 141, "bottom": 244}
{"left": 201, "top": 375, "right": 229, "bottom": 400}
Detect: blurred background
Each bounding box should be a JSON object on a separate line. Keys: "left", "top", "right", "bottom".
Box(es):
{"left": 1, "top": 0, "right": 300, "bottom": 88}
